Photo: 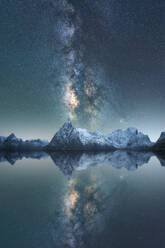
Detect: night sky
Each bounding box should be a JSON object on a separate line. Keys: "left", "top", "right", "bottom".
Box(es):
{"left": 0, "top": 0, "right": 165, "bottom": 141}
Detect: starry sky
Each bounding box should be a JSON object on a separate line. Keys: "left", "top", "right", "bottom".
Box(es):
{"left": 0, "top": 0, "right": 165, "bottom": 141}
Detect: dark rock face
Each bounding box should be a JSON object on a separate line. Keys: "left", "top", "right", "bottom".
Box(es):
{"left": 0, "top": 134, "right": 48, "bottom": 151}
{"left": 153, "top": 132, "right": 165, "bottom": 150}
{"left": 47, "top": 119, "right": 115, "bottom": 151}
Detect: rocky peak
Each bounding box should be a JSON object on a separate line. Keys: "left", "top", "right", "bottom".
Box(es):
{"left": 59, "top": 118, "right": 75, "bottom": 134}
{"left": 5, "top": 133, "right": 20, "bottom": 143}
{"left": 48, "top": 119, "right": 83, "bottom": 150}
{"left": 50, "top": 118, "right": 76, "bottom": 143}
{"left": 48, "top": 119, "right": 115, "bottom": 151}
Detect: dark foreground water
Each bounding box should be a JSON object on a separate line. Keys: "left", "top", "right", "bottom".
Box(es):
{"left": 0, "top": 151, "right": 165, "bottom": 248}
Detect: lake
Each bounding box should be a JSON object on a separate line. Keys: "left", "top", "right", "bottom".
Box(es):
{"left": 0, "top": 151, "right": 165, "bottom": 248}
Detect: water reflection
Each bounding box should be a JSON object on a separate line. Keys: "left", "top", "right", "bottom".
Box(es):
{"left": 1, "top": 150, "right": 165, "bottom": 174}
{"left": 0, "top": 151, "right": 48, "bottom": 165}
{"left": 0, "top": 151, "right": 165, "bottom": 247}
{"left": 50, "top": 151, "right": 154, "bottom": 177}
{"left": 57, "top": 167, "right": 118, "bottom": 248}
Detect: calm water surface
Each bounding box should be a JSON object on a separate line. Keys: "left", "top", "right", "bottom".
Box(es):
{"left": 0, "top": 152, "right": 165, "bottom": 248}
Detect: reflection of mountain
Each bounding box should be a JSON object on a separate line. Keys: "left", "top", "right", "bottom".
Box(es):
{"left": 154, "top": 151, "right": 165, "bottom": 166}
{"left": 0, "top": 151, "right": 48, "bottom": 165}
{"left": 1, "top": 150, "right": 165, "bottom": 175}
{"left": 50, "top": 151, "right": 154, "bottom": 178}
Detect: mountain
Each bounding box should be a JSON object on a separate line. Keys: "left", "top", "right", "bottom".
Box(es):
{"left": 47, "top": 119, "right": 115, "bottom": 151}
{"left": 0, "top": 133, "right": 48, "bottom": 151}
{"left": 1, "top": 120, "right": 165, "bottom": 152}
{"left": 47, "top": 119, "right": 153, "bottom": 151}
{"left": 3, "top": 133, "right": 22, "bottom": 150}
{"left": 107, "top": 127, "right": 153, "bottom": 149}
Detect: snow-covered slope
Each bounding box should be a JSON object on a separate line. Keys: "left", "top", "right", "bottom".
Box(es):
{"left": 47, "top": 119, "right": 153, "bottom": 151}
{"left": 47, "top": 119, "right": 115, "bottom": 151}
{"left": 107, "top": 127, "right": 153, "bottom": 149}
{"left": 0, "top": 119, "right": 164, "bottom": 152}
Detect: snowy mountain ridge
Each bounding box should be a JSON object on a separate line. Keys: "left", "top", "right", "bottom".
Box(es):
{"left": 1, "top": 119, "right": 165, "bottom": 151}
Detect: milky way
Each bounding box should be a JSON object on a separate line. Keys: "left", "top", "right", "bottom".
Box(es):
{"left": 50, "top": 0, "right": 122, "bottom": 129}
{"left": 1, "top": 0, "right": 165, "bottom": 140}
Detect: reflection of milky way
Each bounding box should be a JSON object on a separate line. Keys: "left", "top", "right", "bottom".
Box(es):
{"left": 53, "top": 0, "right": 118, "bottom": 126}
{"left": 59, "top": 170, "right": 114, "bottom": 248}
{"left": 65, "top": 178, "right": 79, "bottom": 218}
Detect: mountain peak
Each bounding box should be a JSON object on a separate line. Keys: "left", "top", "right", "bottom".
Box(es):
{"left": 62, "top": 118, "right": 74, "bottom": 129}
{"left": 48, "top": 118, "right": 78, "bottom": 149}
{"left": 5, "top": 133, "right": 17, "bottom": 142}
